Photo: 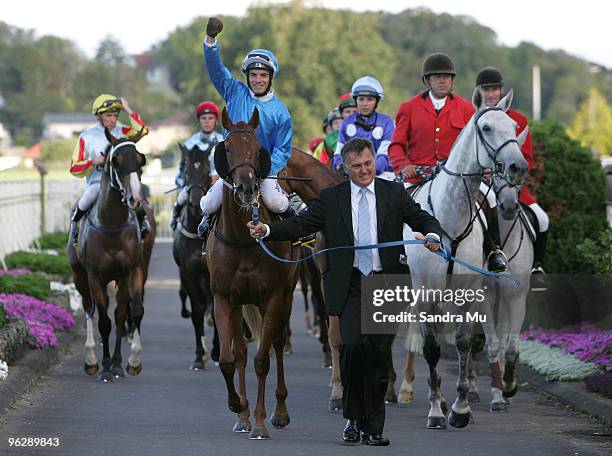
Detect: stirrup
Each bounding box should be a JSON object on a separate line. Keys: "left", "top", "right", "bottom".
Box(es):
{"left": 530, "top": 265, "right": 547, "bottom": 292}
{"left": 487, "top": 248, "right": 508, "bottom": 273}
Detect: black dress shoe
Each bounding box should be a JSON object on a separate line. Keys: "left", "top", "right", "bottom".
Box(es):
{"left": 487, "top": 248, "right": 508, "bottom": 273}
{"left": 342, "top": 420, "right": 360, "bottom": 443}
{"left": 361, "top": 433, "right": 390, "bottom": 446}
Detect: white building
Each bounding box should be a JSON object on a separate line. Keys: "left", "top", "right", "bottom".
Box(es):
{"left": 42, "top": 113, "right": 96, "bottom": 139}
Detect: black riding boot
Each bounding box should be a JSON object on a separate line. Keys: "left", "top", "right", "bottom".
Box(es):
{"left": 136, "top": 204, "right": 150, "bottom": 239}
{"left": 70, "top": 207, "right": 87, "bottom": 245}
{"left": 198, "top": 214, "right": 212, "bottom": 255}
{"left": 170, "top": 202, "right": 184, "bottom": 231}
{"left": 530, "top": 230, "right": 548, "bottom": 291}
{"left": 486, "top": 207, "right": 508, "bottom": 273}
{"left": 279, "top": 205, "right": 297, "bottom": 220}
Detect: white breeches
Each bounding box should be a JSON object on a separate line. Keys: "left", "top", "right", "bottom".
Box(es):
{"left": 479, "top": 181, "right": 497, "bottom": 209}
{"left": 177, "top": 187, "right": 188, "bottom": 206}
{"left": 529, "top": 202, "right": 549, "bottom": 232}
{"left": 77, "top": 183, "right": 100, "bottom": 211}
{"left": 200, "top": 176, "right": 289, "bottom": 215}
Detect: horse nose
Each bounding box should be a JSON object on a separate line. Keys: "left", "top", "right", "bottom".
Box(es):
{"left": 507, "top": 162, "right": 527, "bottom": 186}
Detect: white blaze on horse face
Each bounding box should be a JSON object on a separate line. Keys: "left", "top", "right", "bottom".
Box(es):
{"left": 129, "top": 172, "right": 142, "bottom": 203}
{"left": 85, "top": 318, "right": 97, "bottom": 366}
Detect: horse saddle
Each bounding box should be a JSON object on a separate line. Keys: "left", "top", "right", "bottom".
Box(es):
{"left": 518, "top": 203, "right": 538, "bottom": 243}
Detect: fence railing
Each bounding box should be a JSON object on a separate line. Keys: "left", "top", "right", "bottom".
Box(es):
{"left": 0, "top": 179, "right": 85, "bottom": 263}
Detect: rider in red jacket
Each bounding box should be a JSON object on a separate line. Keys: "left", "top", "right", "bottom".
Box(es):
{"left": 389, "top": 53, "right": 474, "bottom": 184}
{"left": 475, "top": 67, "right": 549, "bottom": 286}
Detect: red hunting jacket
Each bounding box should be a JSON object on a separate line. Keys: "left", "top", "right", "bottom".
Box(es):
{"left": 389, "top": 91, "right": 474, "bottom": 184}
{"left": 507, "top": 109, "right": 536, "bottom": 205}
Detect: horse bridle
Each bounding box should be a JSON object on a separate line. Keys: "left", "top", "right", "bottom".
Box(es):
{"left": 106, "top": 141, "right": 139, "bottom": 208}
{"left": 224, "top": 128, "right": 263, "bottom": 183}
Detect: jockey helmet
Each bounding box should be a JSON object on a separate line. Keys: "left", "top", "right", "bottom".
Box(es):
{"left": 241, "top": 49, "right": 279, "bottom": 78}
{"left": 422, "top": 53, "right": 456, "bottom": 82}
{"left": 351, "top": 76, "right": 384, "bottom": 100}
{"left": 476, "top": 67, "right": 504, "bottom": 88}
{"left": 195, "top": 101, "right": 220, "bottom": 120}
{"left": 326, "top": 108, "right": 342, "bottom": 125}
{"left": 338, "top": 92, "right": 357, "bottom": 112}
{"left": 92, "top": 94, "right": 122, "bottom": 115}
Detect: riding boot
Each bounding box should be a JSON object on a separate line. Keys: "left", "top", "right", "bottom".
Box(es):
{"left": 70, "top": 207, "right": 87, "bottom": 245}
{"left": 170, "top": 202, "right": 184, "bottom": 231}
{"left": 136, "top": 205, "right": 150, "bottom": 239}
{"left": 486, "top": 207, "right": 508, "bottom": 273}
{"left": 279, "top": 205, "right": 296, "bottom": 220}
{"left": 530, "top": 230, "right": 548, "bottom": 291}
{"left": 198, "top": 214, "right": 212, "bottom": 256}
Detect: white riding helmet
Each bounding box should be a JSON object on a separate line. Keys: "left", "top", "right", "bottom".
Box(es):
{"left": 351, "top": 76, "right": 384, "bottom": 100}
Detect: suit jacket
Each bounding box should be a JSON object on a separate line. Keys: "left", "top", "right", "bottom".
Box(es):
{"left": 267, "top": 178, "right": 442, "bottom": 316}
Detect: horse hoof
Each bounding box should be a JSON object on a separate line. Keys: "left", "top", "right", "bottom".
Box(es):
{"left": 448, "top": 410, "right": 471, "bottom": 428}
{"left": 98, "top": 371, "right": 113, "bottom": 383}
{"left": 322, "top": 362, "right": 332, "bottom": 369}
{"left": 126, "top": 362, "right": 143, "bottom": 376}
{"left": 233, "top": 418, "right": 252, "bottom": 433}
{"left": 398, "top": 391, "right": 416, "bottom": 404}
{"left": 111, "top": 365, "right": 125, "bottom": 378}
{"left": 190, "top": 361, "right": 205, "bottom": 371}
{"left": 181, "top": 309, "right": 191, "bottom": 319}
{"left": 328, "top": 399, "right": 342, "bottom": 413}
{"left": 385, "top": 391, "right": 398, "bottom": 404}
{"left": 490, "top": 401, "right": 508, "bottom": 413}
{"left": 441, "top": 400, "right": 448, "bottom": 416}
{"left": 83, "top": 362, "right": 99, "bottom": 376}
{"left": 426, "top": 416, "right": 447, "bottom": 429}
{"left": 249, "top": 426, "right": 270, "bottom": 440}
{"left": 468, "top": 391, "right": 481, "bottom": 402}
{"left": 502, "top": 384, "right": 518, "bottom": 398}
{"left": 270, "top": 411, "right": 290, "bottom": 428}
{"left": 284, "top": 346, "right": 293, "bottom": 355}
{"left": 468, "top": 411, "right": 475, "bottom": 424}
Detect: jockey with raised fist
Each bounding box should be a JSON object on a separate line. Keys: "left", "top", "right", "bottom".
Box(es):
{"left": 199, "top": 16, "right": 293, "bottom": 239}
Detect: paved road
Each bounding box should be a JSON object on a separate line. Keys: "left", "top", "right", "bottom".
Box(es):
{"left": 1, "top": 242, "right": 611, "bottom": 455}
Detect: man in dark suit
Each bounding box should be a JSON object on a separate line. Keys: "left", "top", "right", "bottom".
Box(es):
{"left": 248, "top": 138, "right": 443, "bottom": 446}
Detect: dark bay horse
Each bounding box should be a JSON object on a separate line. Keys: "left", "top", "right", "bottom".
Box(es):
{"left": 172, "top": 143, "right": 215, "bottom": 370}
{"left": 207, "top": 107, "right": 299, "bottom": 439}
{"left": 67, "top": 129, "right": 156, "bottom": 382}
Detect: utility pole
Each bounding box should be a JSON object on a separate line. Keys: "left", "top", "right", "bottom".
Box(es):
{"left": 532, "top": 64, "right": 541, "bottom": 120}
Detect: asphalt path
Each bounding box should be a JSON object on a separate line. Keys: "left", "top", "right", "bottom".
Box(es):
{"left": 1, "top": 242, "right": 611, "bottom": 455}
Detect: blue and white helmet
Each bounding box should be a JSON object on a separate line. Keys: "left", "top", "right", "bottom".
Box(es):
{"left": 241, "top": 49, "right": 279, "bottom": 78}
{"left": 351, "top": 76, "right": 384, "bottom": 100}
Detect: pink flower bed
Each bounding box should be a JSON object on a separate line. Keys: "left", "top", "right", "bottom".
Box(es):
{"left": 0, "top": 268, "right": 32, "bottom": 277}
{"left": 0, "top": 293, "right": 75, "bottom": 348}
{"left": 521, "top": 323, "right": 612, "bottom": 371}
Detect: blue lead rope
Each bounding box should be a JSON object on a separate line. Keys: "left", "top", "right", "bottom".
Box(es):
{"left": 251, "top": 206, "right": 519, "bottom": 288}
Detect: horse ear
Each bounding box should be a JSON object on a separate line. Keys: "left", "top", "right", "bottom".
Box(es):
{"left": 517, "top": 125, "right": 529, "bottom": 147}
{"left": 178, "top": 143, "right": 188, "bottom": 161}
{"left": 128, "top": 125, "right": 146, "bottom": 143}
{"left": 248, "top": 107, "right": 260, "bottom": 130}
{"left": 105, "top": 128, "right": 119, "bottom": 146}
{"left": 221, "top": 107, "right": 233, "bottom": 130}
{"left": 497, "top": 88, "right": 514, "bottom": 112}
{"left": 137, "top": 152, "right": 146, "bottom": 168}
{"left": 472, "top": 87, "right": 485, "bottom": 111}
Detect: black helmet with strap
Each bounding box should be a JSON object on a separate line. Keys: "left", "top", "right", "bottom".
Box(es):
{"left": 476, "top": 67, "right": 503, "bottom": 88}
{"left": 422, "top": 53, "right": 456, "bottom": 83}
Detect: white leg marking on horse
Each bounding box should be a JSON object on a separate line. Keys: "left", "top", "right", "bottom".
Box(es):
{"left": 85, "top": 318, "right": 97, "bottom": 366}
{"left": 451, "top": 397, "right": 470, "bottom": 415}
{"left": 201, "top": 335, "right": 210, "bottom": 362}
{"left": 128, "top": 329, "right": 142, "bottom": 367}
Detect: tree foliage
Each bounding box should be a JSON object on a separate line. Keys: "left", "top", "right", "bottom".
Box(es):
{"left": 567, "top": 87, "right": 612, "bottom": 156}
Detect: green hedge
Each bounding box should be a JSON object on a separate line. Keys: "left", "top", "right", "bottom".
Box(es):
{"left": 530, "top": 119, "right": 609, "bottom": 273}
{"left": 36, "top": 232, "right": 69, "bottom": 250}
{"left": 0, "top": 273, "right": 51, "bottom": 300}
{"left": 4, "top": 251, "right": 71, "bottom": 278}
{"left": 0, "top": 305, "right": 6, "bottom": 330}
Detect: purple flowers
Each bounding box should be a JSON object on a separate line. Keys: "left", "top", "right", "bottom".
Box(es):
{"left": 0, "top": 293, "right": 75, "bottom": 349}
{"left": 0, "top": 269, "right": 32, "bottom": 277}
{"left": 521, "top": 323, "right": 612, "bottom": 372}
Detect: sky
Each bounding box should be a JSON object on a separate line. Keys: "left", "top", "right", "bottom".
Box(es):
{"left": 2, "top": 0, "right": 611, "bottom": 68}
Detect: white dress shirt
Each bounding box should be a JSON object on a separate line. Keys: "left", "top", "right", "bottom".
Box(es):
{"left": 429, "top": 91, "right": 447, "bottom": 111}
{"left": 350, "top": 180, "right": 382, "bottom": 272}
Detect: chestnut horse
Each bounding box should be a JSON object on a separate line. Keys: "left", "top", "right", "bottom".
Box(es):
{"left": 172, "top": 143, "right": 215, "bottom": 370}
{"left": 67, "top": 129, "right": 156, "bottom": 382}
{"left": 207, "top": 107, "right": 299, "bottom": 439}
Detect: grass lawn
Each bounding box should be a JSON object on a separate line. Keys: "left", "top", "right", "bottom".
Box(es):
{"left": 0, "top": 167, "right": 72, "bottom": 181}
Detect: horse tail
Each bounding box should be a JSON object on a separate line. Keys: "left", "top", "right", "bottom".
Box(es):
{"left": 242, "top": 304, "right": 262, "bottom": 348}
